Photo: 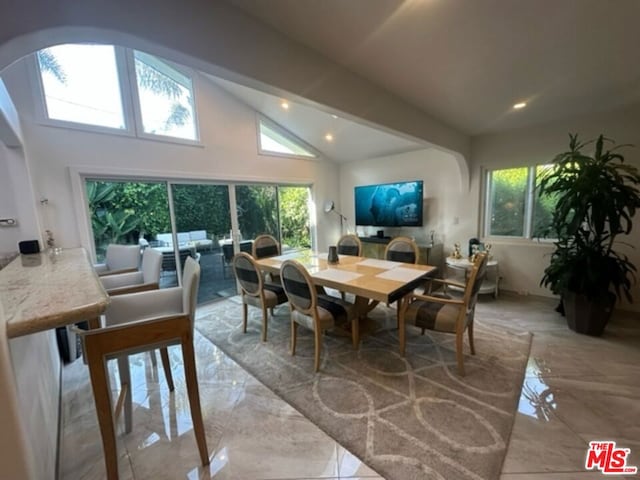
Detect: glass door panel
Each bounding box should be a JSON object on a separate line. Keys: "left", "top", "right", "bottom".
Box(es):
{"left": 278, "top": 186, "right": 311, "bottom": 251}
{"left": 235, "top": 185, "right": 279, "bottom": 245}
{"left": 171, "top": 183, "right": 233, "bottom": 303}
{"left": 86, "top": 178, "right": 170, "bottom": 262}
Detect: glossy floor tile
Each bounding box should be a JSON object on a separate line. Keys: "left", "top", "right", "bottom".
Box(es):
{"left": 58, "top": 293, "right": 640, "bottom": 480}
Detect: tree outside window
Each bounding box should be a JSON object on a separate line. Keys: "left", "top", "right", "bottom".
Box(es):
{"left": 486, "top": 165, "right": 557, "bottom": 239}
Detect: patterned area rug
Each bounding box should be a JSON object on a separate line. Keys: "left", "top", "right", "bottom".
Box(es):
{"left": 196, "top": 297, "right": 531, "bottom": 480}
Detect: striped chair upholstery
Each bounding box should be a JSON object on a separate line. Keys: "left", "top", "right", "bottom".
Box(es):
{"left": 384, "top": 236, "right": 419, "bottom": 264}
{"left": 399, "top": 252, "right": 489, "bottom": 376}
{"left": 252, "top": 234, "right": 282, "bottom": 284}
{"left": 232, "top": 252, "right": 288, "bottom": 342}
{"left": 281, "top": 260, "right": 357, "bottom": 372}
{"left": 252, "top": 234, "right": 281, "bottom": 259}
{"left": 337, "top": 234, "right": 362, "bottom": 256}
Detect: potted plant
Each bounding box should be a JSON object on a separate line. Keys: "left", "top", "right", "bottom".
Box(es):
{"left": 538, "top": 133, "right": 640, "bottom": 335}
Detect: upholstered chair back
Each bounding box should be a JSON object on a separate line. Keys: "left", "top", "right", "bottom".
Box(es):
{"left": 253, "top": 234, "right": 280, "bottom": 259}
{"left": 384, "top": 236, "right": 419, "bottom": 264}
{"left": 337, "top": 234, "right": 362, "bottom": 256}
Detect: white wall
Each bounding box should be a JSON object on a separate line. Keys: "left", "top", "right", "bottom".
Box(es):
{"left": 1, "top": 56, "right": 341, "bottom": 253}
{"left": 0, "top": 145, "right": 41, "bottom": 254}
{"left": 470, "top": 105, "right": 640, "bottom": 311}
{"left": 339, "top": 149, "right": 469, "bottom": 266}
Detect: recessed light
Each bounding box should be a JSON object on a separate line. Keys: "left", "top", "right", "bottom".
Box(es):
{"left": 325, "top": 133, "right": 334, "bottom": 142}
{"left": 331, "top": 114, "right": 338, "bottom": 119}
{"left": 281, "top": 101, "right": 289, "bottom": 110}
{"left": 513, "top": 102, "right": 527, "bottom": 109}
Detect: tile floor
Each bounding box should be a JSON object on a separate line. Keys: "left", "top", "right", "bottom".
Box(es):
{"left": 59, "top": 293, "right": 640, "bottom": 479}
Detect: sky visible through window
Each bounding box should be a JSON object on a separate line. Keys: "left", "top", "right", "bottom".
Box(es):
{"left": 38, "top": 44, "right": 125, "bottom": 129}
{"left": 259, "top": 120, "right": 315, "bottom": 158}
{"left": 37, "top": 44, "right": 198, "bottom": 141}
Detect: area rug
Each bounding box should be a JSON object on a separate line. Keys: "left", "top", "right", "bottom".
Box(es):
{"left": 196, "top": 297, "right": 531, "bottom": 480}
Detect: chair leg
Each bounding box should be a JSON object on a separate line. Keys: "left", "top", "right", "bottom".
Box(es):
{"left": 314, "top": 328, "right": 322, "bottom": 372}
{"left": 242, "top": 302, "right": 248, "bottom": 333}
{"left": 455, "top": 330, "right": 466, "bottom": 376}
{"left": 86, "top": 354, "right": 119, "bottom": 480}
{"left": 291, "top": 321, "right": 298, "bottom": 356}
{"left": 261, "top": 304, "right": 268, "bottom": 342}
{"left": 181, "top": 334, "right": 210, "bottom": 466}
{"left": 117, "top": 356, "right": 133, "bottom": 434}
{"left": 160, "top": 347, "right": 175, "bottom": 392}
{"left": 468, "top": 321, "right": 476, "bottom": 355}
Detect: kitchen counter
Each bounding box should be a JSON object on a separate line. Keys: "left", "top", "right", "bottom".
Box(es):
{"left": 0, "top": 247, "right": 109, "bottom": 479}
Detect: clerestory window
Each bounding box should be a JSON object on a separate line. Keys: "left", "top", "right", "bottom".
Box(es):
{"left": 258, "top": 118, "right": 316, "bottom": 158}
{"left": 35, "top": 44, "right": 199, "bottom": 143}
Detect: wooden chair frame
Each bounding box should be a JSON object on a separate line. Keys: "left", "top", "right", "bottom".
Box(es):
{"left": 399, "top": 252, "right": 488, "bottom": 376}
{"left": 80, "top": 315, "right": 209, "bottom": 480}
{"left": 384, "top": 236, "right": 420, "bottom": 264}
{"left": 337, "top": 234, "right": 362, "bottom": 256}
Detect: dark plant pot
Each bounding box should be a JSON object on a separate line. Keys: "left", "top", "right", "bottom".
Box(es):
{"left": 562, "top": 290, "right": 615, "bottom": 336}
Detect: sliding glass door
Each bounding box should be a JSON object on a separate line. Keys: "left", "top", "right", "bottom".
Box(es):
{"left": 85, "top": 177, "right": 312, "bottom": 305}
{"left": 86, "top": 179, "right": 170, "bottom": 262}
{"left": 171, "top": 183, "right": 233, "bottom": 302}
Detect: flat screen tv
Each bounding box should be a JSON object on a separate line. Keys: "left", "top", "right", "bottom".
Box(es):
{"left": 354, "top": 180, "right": 424, "bottom": 227}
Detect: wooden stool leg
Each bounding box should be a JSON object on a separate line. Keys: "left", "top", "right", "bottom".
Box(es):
{"left": 116, "top": 356, "right": 132, "bottom": 434}
{"left": 159, "top": 347, "right": 175, "bottom": 391}
{"left": 181, "top": 334, "right": 209, "bottom": 466}
{"left": 87, "top": 353, "right": 120, "bottom": 480}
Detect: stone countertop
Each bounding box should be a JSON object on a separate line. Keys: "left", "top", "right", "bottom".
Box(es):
{"left": 0, "top": 248, "right": 109, "bottom": 338}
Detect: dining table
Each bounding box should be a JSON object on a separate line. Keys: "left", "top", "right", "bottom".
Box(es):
{"left": 255, "top": 250, "right": 437, "bottom": 348}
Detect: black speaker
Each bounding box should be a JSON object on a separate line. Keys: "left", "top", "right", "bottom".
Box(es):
{"left": 19, "top": 240, "right": 40, "bottom": 254}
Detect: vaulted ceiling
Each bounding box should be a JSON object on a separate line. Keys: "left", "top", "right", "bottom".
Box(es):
{"left": 227, "top": 0, "right": 640, "bottom": 135}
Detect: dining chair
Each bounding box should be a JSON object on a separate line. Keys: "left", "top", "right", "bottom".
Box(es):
{"left": 79, "top": 257, "right": 208, "bottom": 479}
{"left": 384, "top": 236, "right": 419, "bottom": 264}
{"left": 252, "top": 234, "right": 281, "bottom": 259}
{"left": 280, "top": 259, "right": 357, "bottom": 371}
{"left": 93, "top": 244, "right": 141, "bottom": 276}
{"left": 99, "top": 247, "right": 162, "bottom": 295}
{"left": 99, "top": 248, "right": 175, "bottom": 389}
{"left": 398, "top": 252, "right": 488, "bottom": 376}
{"left": 337, "top": 234, "right": 362, "bottom": 256}
{"left": 253, "top": 234, "right": 281, "bottom": 284}
{"left": 232, "top": 252, "right": 288, "bottom": 342}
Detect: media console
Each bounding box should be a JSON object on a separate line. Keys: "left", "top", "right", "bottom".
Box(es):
{"left": 358, "top": 236, "right": 442, "bottom": 267}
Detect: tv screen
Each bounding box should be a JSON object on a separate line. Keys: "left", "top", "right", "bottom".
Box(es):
{"left": 354, "top": 180, "right": 424, "bottom": 227}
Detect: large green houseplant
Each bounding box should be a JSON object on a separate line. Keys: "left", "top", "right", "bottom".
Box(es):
{"left": 538, "top": 134, "right": 640, "bottom": 335}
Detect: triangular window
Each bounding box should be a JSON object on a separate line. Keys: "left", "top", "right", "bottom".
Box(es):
{"left": 258, "top": 118, "right": 316, "bottom": 158}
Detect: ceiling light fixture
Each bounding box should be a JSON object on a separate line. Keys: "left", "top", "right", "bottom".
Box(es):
{"left": 325, "top": 133, "right": 334, "bottom": 142}
{"left": 331, "top": 114, "right": 338, "bottom": 119}
{"left": 513, "top": 102, "right": 527, "bottom": 109}
{"left": 281, "top": 101, "right": 289, "bottom": 110}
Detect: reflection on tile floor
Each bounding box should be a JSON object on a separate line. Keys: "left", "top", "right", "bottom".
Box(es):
{"left": 59, "top": 294, "right": 640, "bottom": 479}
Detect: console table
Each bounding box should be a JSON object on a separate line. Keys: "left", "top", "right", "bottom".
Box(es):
{"left": 358, "top": 236, "right": 442, "bottom": 266}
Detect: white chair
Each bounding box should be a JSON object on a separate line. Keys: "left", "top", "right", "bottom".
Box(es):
{"left": 94, "top": 244, "right": 140, "bottom": 277}
{"left": 99, "top": 248, "right": 162, "bottom": 295}
{"left": 79, "top": 257, "right": 208, "bottom": 479}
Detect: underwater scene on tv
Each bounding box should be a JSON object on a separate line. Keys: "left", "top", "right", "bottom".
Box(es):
{"left": 354, "top": 180, "right": 423, "bottom": 227}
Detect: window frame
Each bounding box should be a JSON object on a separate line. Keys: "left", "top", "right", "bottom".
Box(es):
{"left": 483, "top": 165, "right": 556, "bottom": 242}
{"left": 125, "top": 49, "right": 201, "bottom": 146}
{"left": 32, "top": 44, "right": 135, "bottom": 138}
{"left": 32, "top": 44, "right": 201, "bottom": 146}
{"left": 256, "top": 115, "right": 319, "bottom": 160}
